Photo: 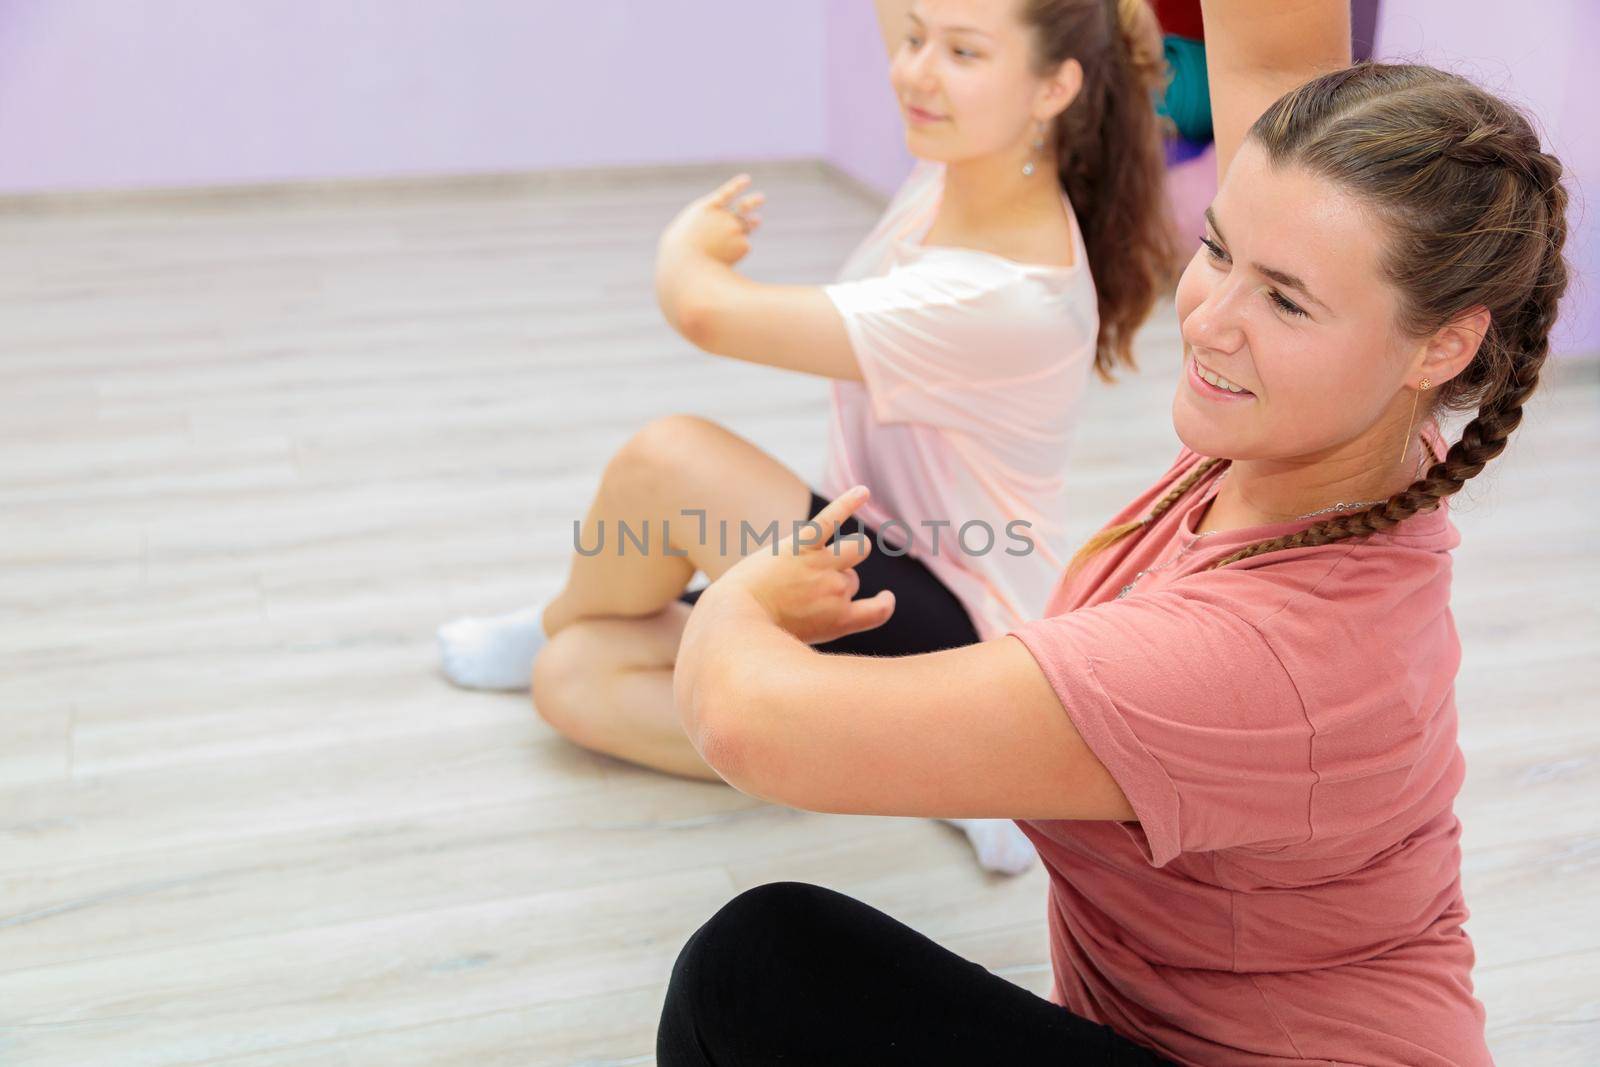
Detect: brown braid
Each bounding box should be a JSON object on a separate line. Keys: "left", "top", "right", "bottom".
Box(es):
{"left": 1071, "top": 66, "right": 1571, "bottom": 575}
{"left": 1067, "top": 457, "right": 1224, "bottom": 575}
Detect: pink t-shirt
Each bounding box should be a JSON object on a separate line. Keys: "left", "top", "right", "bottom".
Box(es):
{"left": 1008, "top": 448, "right": 1489, "bottom": 1066}
{"left": 820, "top": 162, "right": 1099, "bottom": 639}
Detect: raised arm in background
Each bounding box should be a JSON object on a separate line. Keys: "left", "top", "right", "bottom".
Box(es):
{"left": 649, "top": 0, "right": 923, "bottom": 382}
{"left": 1199, "top": 0, "right": 1351, "bottom": 181}
{"left": 654, "top": 175, "right": 863, "bottom": 382}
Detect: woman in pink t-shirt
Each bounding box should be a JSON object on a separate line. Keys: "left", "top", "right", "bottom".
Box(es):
{"left": 436, "top": 1, "right": 1174, "bottom": 871}
{"left": 656, "top": 3, "right": 1569, "bottom": 1064}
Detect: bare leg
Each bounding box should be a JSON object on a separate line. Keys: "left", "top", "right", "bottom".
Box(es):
{"left": 542, "top": 415, "right": 814, "bottom": 636}
{"left": 530, "top": 487, "right": 1039, "bottom": 873}
{"left": 438, "top": 415, "right": 812, "bottom": 691}
{"left": 531, "top": 601, "right": 715, "bottom": 779}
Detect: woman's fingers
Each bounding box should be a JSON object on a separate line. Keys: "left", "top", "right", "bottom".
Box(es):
{"left": 732, "top": 192, "right": 765, "bottom": 215}
{"left": 706, "top": 174, "right": 753, "bottom": 208}
{"left": 804, "top": 486, "right": 871, "bottom": 557}
{"left": 835, "top": 590, "right": 896, "bottom": 637}
{"left": 840, "top": 567, "right": 861, "bottom": 601}
{"left": 826, "top": 528, "right": 873, "bottom": 571}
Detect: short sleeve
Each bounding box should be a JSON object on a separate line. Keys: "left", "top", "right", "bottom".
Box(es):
{"left": 823, "top": 255, "right": 1089, "bottom": 432}
{"left": 1009, "top": 593, "right": 1313, "bottom": 866}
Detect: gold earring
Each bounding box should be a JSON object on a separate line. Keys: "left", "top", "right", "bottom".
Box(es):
{"left": 1399, "top": 377, "right": 1431, "bottom": 464}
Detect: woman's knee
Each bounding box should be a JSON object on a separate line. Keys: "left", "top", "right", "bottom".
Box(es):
{"left": 606, "top": 414, "right": 719, "bottom": 505}
{"left": 660, "top": 883, "right": 834, "bottom": 1057}
{"left": 530, "top": 630, "right": 597, "bottom": 741}
{"left": 666, "top": 882, "right": 841, "bottom": 1001}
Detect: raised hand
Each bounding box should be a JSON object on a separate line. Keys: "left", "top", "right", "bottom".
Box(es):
{"left": 658, "top": 173, "right": 766, "bottom": 267}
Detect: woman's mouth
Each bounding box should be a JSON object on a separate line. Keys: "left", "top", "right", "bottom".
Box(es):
{"left": 1188, "top": 355, "right": 1255, "bottom": 400}
{"left": 905, "top": 105, "right": 947, "bottom": 125}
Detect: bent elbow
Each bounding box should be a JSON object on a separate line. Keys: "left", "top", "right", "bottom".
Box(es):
{"left": 691, "top": 712, "right": 750, "bottom": 784}
{"left": 689, "top": 664, "right": 786, "bottom": 803}
{"left": 673, "top": 294, "right": 723, "bottom": 352}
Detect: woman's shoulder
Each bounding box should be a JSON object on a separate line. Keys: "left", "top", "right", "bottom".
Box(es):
{"left": 890, "top": 240, "right": 1094, "bottom": 324}
{"left": 1181, "top": 503, "right": 1459, "bottom": 641}
{"left": 914, "top": 216, "right": 1085, "bottom": 280}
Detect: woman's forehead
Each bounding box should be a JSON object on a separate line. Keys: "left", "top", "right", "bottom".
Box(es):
{"left": 1214, "top": 144, "right": 1388, "bottom": 312}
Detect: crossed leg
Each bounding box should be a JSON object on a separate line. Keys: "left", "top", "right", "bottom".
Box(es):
{"left": 446, "top": 413, "right": 1038, "bottom": 872}
{"left": 540, "top": 414, "right": 814, "bottom": 638}
{"left": 437, "top": 414, "right": 812, "bottom": 692}
{"left": 532, "top": 601, "right": 711, "bottom": 778}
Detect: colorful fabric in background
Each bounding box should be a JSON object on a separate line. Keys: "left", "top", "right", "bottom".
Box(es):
{"left": 1158, "top": 35, "right": 1211, "bottom": 149}
{"left": 1149, "top": 0, "right": 1203, "bottom": 42}
{"left": 1151, "top": 0, "right": 1211, "bottom": 165}
{"left": 1154, "top": 0, "right": 1380, "bottom": 169}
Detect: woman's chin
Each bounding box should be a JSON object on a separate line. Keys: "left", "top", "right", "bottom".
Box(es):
{"left": 1171, "top": 392, "right": 1242, "bottom": 460}
{"left": 903, "top": 135, "right": 956, "bottom": 164}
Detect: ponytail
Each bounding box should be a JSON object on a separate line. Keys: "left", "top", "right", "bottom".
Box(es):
{"left": 1025, "top": 0, "right": 1177, "bottom": 379}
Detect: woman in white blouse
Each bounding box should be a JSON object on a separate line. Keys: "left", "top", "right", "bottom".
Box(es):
{"left": 438, "top": 0, "right": 1176, "bottom": 872}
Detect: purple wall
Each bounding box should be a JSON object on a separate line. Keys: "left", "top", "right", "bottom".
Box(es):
{"left": 823, "top": 0, "right": 914, "bottom": 198}
{"left": 1375, "top": 0, "right": 1598, "bottom": 353}
{"left": 0, "top": 1, "right": 1589, "bottom": 354}
{"left": 0, "top": 0, "right": 826, "bottom": 194}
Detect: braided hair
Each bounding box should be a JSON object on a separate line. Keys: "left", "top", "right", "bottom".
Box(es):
{"left": 1072, "top": 63, "right": 1569, "bottom": 576}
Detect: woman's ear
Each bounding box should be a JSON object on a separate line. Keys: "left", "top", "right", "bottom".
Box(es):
{"left": 1037, "top": 58, "right": 1083, "bottom": 122}
{"left": 1414, "top": 305, "right": 1490, "bottom": 389}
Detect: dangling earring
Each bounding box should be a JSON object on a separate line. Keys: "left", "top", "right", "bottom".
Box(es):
{"left": 1399, "top": 377, "right": 1431, "bottom": 464}
{"left": 1022, "top": 121, "right": 1046, "bottom": 177}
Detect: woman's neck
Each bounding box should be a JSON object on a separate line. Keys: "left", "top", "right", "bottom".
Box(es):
{"left": 936, "top": 149, "right": 1063, "bottom": 234}
{"left": 927, "top": 149, "right": 1072, "bottom": 264}
{"left": 1196, "top": 410, "right": 1432, "bottom": 535}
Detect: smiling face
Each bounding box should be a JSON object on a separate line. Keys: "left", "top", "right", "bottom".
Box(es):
{"left": 1172, "top": 141, "right": 1419, "bottom": 464}
{"left": 889, "top": 0, "right": 1077, "bottom": 164}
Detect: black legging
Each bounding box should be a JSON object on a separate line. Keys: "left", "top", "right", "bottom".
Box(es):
{"left": 658, "top": 882, "right": 1175, "bottom": 1066}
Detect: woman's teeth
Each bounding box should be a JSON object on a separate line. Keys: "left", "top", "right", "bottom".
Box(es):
{"left": 1198, "top": 364, "right": 1249, "bottom": 394}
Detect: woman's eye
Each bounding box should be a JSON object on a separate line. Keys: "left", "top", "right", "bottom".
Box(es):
{"left": 1199, "top": 236, "right": 1228, "bottom": 263}
{"left": 1267, "top": 290, "right": 1308, "bottom": 318}
{"left": 953, "top": 47, "right": 979, "bottom": 59}
{"left": 905, "top": 33, "right": 923, "bottom": 48}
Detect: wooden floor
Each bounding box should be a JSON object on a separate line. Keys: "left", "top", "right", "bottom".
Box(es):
{"left": 0, "top": 162, "right": 1595, "bottom": 1065}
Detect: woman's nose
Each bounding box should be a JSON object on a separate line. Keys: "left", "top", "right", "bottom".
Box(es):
{"left": 901, "top": 46, "right": 937, "bottom": 91}
{"left": 1184, "top": 284, "right": 1247, "bottom": 352}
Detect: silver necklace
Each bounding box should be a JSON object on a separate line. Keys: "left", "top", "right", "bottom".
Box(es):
{"left": 1113, "top": 484, "right": 1387, "bottom": 600}
{"left": 1113, "top": 448, "right": 1433, "bottom": 600}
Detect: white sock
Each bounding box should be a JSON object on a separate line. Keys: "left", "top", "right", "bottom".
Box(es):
{"left": 946, "top": 819, "right": 1037, "bottom": 875}
{"left": 436, "top": 603, "right": 549, "bottom": 691}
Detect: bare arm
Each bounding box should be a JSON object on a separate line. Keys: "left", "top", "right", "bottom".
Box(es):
{"left": 674, "top": 490, "right": 1134, "bottom": 822}
{"left": 660, "top": 261, "right": 863, "bottom": 382}
{"left": 1200, "top": 0, "right": 1352, "bottom": 181}
{"left": 656, "top": 176, "right": 864, "bottom": 382}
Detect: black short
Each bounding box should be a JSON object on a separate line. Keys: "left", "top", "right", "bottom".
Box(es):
{"left": 678, "top": 492, "right": 980, "bottom": 657}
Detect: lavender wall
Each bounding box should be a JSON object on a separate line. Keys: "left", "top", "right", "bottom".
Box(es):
{"left": 0, "top": 1, "right": 1589, "bottom": 353}
{"left": 822, "top": 0, "right": 914, "bottom": 198}
{"left": 0, "top": 0, "right": 826, "bottom": 194}
{"left": 1375, "top": 0, "right": 1598, "bottom": 352}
